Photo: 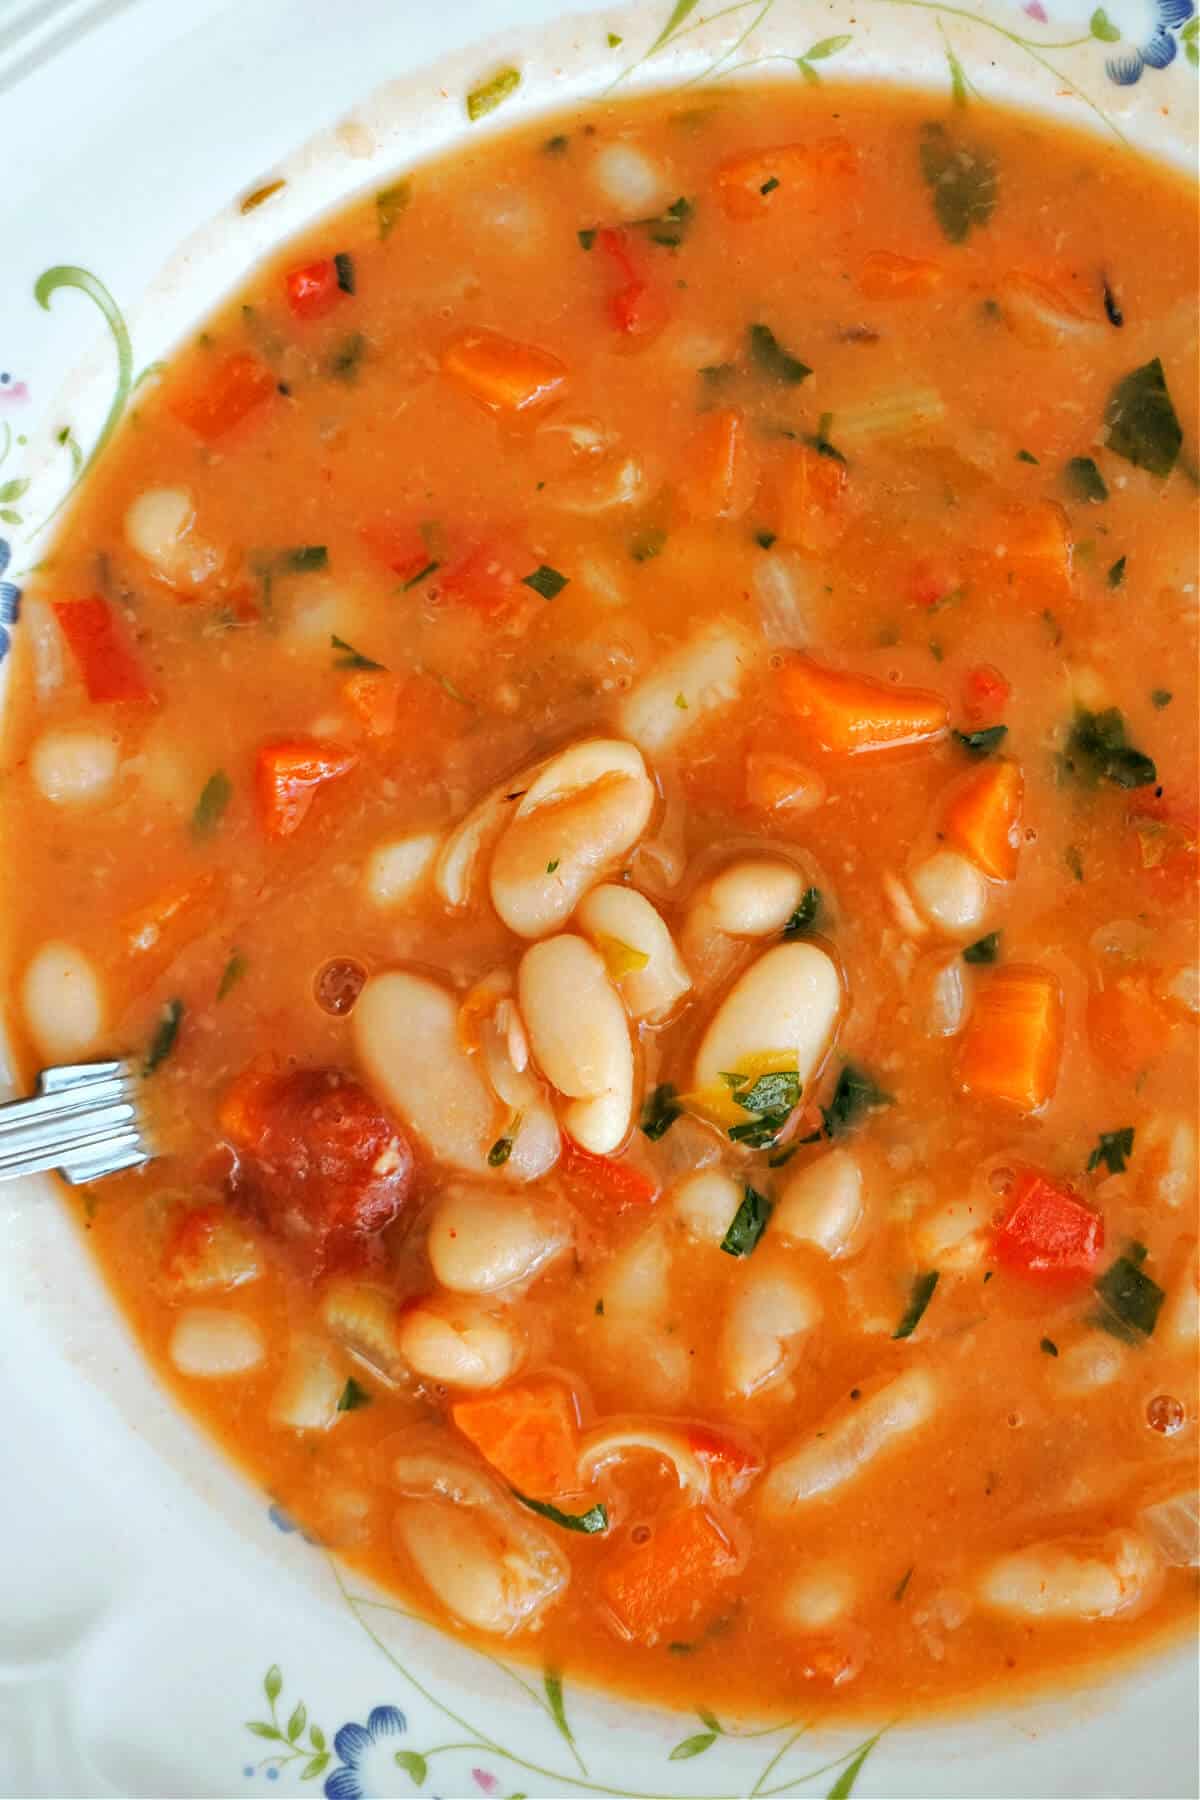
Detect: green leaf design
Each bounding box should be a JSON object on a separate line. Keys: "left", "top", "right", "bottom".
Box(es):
{"left": 395, "top": 1750, "right": 429, "bottom": 1785}
{"left": 309, "top": 1725, "right": 326, "bottom": 1752}
{"left": 300, "top": 1753, "right": 330, "bottom": 1781}
{"left": 696, "top": 1706, "right": 722, "bottom": 1733}
{"left": 246, "top": 1721, "right": 281, "bottom": 1740}
{"left": 827, "top": 1736, "right": 880, "bottom": 1798}
{"left": 543, "top": 1669, "right": 575, "bottom": 1747}
{"left": 1090, "top": 7, "right": 1121, "bottom": 40}
{"left": 647, "top": 0, "right": 703, "bottom": 55}
{"left": 796, "top": 57, "right": 822, "bottom": 83}
{"left": 1187, "top": 38, "right": 1198, "bottom": 63}
{"left": 466, "top": 66, "right": 521, "bottom": 121}
{"left": 33, "top": 267, "right": 133, "bottom": 530}
{"left": 0, "top": 509, "right": 20, "bottom": 526}
{"left": 803, "top": 33, "right": 852, "bottom": 58}
{"left": 0, "top": 478, "right": 30, "bottom": 503}
{"left": 287, "top": 1701, "right": 307, "bottom": 1742}
{"left": 944, "top": 40, "right": 969, "bottom": 104}
{"left": 669, "top": 1731, "right": 717, "bottom": 1760}
{"left": 264, "top": 1665, "right": 283, "bottom": 1704}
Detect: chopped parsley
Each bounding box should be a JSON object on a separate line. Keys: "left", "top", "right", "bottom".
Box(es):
{"left": 953, "top": 725, "right": 1008, "bottom": 757}
{"left": 1040, "top": 1337, "right": 1059, "bottom": 1357}
{"left": 466, "top": 66, "right": 521, "bottom": 122}
{"left": 544, "top": 133, "right": 569, "bottom": 153}
{"left": 893, "top": 1566, "right": 915, "bottom": 1602}
{"left": 734, "top": 1070, "right": 801, "bottom": 1115}
{"left": 1015, "top": 448, "right": 1039, "bottom": 465}
{"left": 1102, "top": 279, "right": 1123, "bottom": 328}
{"left": 546, "top": 858, "right": 560, "bottom": 873}
{"left": 284, "top": 545, "right": 328, "bottom": 573}
{"left": 375, "top": 179, "right": 411, "bottom": 239}
{"left": 783, "top": 887, "right": 822, "bottom": 938}
{"left": 963, "top": 932, "right": 1000, "bottom": 964}
{"left": 755, "top": 529, "right": 777, "bottom": 549}
{"left": 217, "top": 951, "right": 247, "bottom": 1001}
{"left": 401, "top": 559, "right": 439, "bottom": 591}
{"left": 1107, "top": 555, "right": 1126, "bottom": 589}
{"left": 334, "top": 252, "right": 356, "bottom": 295}
{"left": 1065, "top": 843, "right": 1085, "bottom": 882}
{"left": 337, "top": 1377, "right": 372, "bottom": 1412}
{"left": 1063, "top": 707, "right": 1156, "bottom": 789}
{"left": 822, "top": 1064, "right": 894, "bottom": 1137}
{"left": 487, "top": 1135, "right": 514, "bottom": 1168}
{"left": 640, "top": 1083, "right": 682, "bottom": 1141}
{"left": 1104, "top": 357, "right": 1182, "bottom": 478}
{"left": 328, "top": 332, "right": 367, "bottom": 382}
{"left": 893, "top": 1270, "right": 939, "bottom": 1339}
{"left": 1092, "top": 1241, "right": 1165, "bottom": 1341}
{"left": 720, "top": 1184, "right": 773, "bottom": 1257}
{"left": 1063, "top": 455, "right": 1108, "bottom": 504}
{"left": 748, "top": 322, "right": 811, "bottom": 385}
{"left": 1151, "top": 688, "right": 1172, "bottom": 709}
{"left": 144, "top": 999, "right": 184, "bottom": 1075}
{"left": 918, "top": 121, "right": 998, "bottom": 243}
{"left": 760, "top": 175, "right": 781, "bottom": 195}
{"left": 331, "top": 634, "right": 385, "bottom": 671}
{"left": 191, "top": 769, "right": 232, "bottom": 838}
{"left": 512, "top": 1491, "right": 608, "bottom": 1534}
{"left": 641, "top": 195, "right": 694, "bottom": 247}
{"left": 522, "top": 563, "right": 569, "bottom": 600}
{"left": 577, "top": 227, "right": 597, "bottom": 250}
{"left": 631, "top": 526, "right": 667, "bottom": 562}
{"left": 1087, "top": 1126, "right": 1135, "bottom": 1175}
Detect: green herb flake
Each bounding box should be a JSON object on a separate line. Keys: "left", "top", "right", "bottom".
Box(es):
{"left": 755, "top": 529, "right": 777, "bottom": 549}
{"left": 748, "top": 322, "right": 811, "bottom": 386}
{"left": 337, "top": 1377, "right": 372, "bottom": 1412}
{"left": 466, "top": 66, "right": 521, "bottom": 122}
{"left": 1040, "top": 1336, "right": 1059, "bottom": 1357}
{"left": 641, "top": 1083, "right": 682, "bottom": 1141}
{"left": 595, "top": 1298, "right": 605, "bottom": 1316}
{"left": 699, "top": 361, "right": 736, "bottom": 385}
{"left": 1063, "top": 455, "right": 1109, "bottom": 504}
{"left": 953, "top": 725, "right": 1008, "bottom": 757}
{"left": 919, "top": 121, "right": 998, "bottom": 244}
{"left": 544, "top": 134, "right": 569, "bottom": 153}
{"left": 1107, "top": 555, "right": 1126, "bottom": 589}
{"left": 401, "top": 559, "right": 440, "bottom": 592}
{"left": 822, "top": 1064, "right": 894, "bottom": 1137}
{"left": 1064, "top": 707, "right": 1156, "bottom": 790}
{"left": 1087, "top": 1126, "right": 1135, "bottom": 1175}
{"left": 631, "top": 527, "right": 667, "bottom": 563}
{"left": 331, "top": 634, "right": 386, "bottom": 672}
{"left": 333, "top": 252, "right": 355, "bottom": 295}
{"left": 512, "top": 1490, "right": 608, "bottom": 1533}
{"left": 760, "top": 175, "right": 781, "bottom": 195}
{"left": 217, "top": 952, "right": 247, "bottom": 1001}
{"left": 522, "top": 563, "right": 569, "bottom": 600}
{"left": 487, "top": 1135, "right": 514, "bottom": 1168}
{"left": 893, "top": 1269, "right": 939, "bottom": 1339}
{"left": 144, "top": 999, "right": 184, "bottom": 1075}
{"left": 783, "top": 887, "right": 822, "bottom": 938}
{"left": 1151, "top": 688, "right": 1172, "bottom": 709}
{"left": 375, "top": 180, "right": 411, "bottom": 239}
{"left": 893, "top": 1566, "right": 915, "bottom": 1602}
{"left": 735, "top": 1070, "right": 801, "bottom": 1117}
{"left": 284, "top": 544, "right": 328, "bottom": 573}
{"left": 577, "top": 228, "right": 597, "bottom": 251}
{"left": 1093, "top": 1242, "right": 1165, "bottom": 1341}
{"left": 192, "top": 769, "right": 232, "bottom": 838}
{"left": 1104, "top": 357, "right": 1182, "bottom": 478}
{"left": 1015, "top": 448, "right": 1039, "bottom": 465}
{"left": 1065, "top": 843, "right": 1085, "bottom": 882}
{"left": 546, "top": 858, "right": 560, "bottom": 873}
{"left": 720, "top": 1185, "right": 773, "bottom": 1257}
{"left": 328, "top": 332, "right": 367, "bottom": 383}
{"left": 963, "top": 931, "right": 1000, "bottom": 964}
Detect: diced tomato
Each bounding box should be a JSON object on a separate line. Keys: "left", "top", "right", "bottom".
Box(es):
{"left": 342, "top": 670, "right": 402, "bottom": 740}
{"left": 452, "top": 1380, "right": 580, "bottom": 1498}
{"left": 438, "top": 539, "right": 540, "bottom": 629}
{"left": 360, "top": 518, "right": 436, "bottom": 583}
{"left": 560, "top": 1139, "right": 659, "bottom": 1213}
{"left": 167, "top": 352, "right": 276, "bottom": 442}
{"left": 596, "top": 229, "right": 668, "bottom": 339}
{"left": 600, "top": 1506, "right": 740, "bottom": 1644}
{"left": 992, "top": 1168, "right": 1104, "bottom": 1285}
{"left": 52, "top": 596, "right": 154, "bottom": 703}
{"left": 255, "top": 738, "right": 357, "bottom": 838}
{"left": 964, "top": 663, "right": 1011, "bottom": 721}
{"left": 713, "top": 139, "right": 857, "bottom": 221}
{"left": 907, "top": 556, "right": 962, "bottom": 611}
{"left": 219, "top": 1064, "right": 414, "bottom": 1275}
{"left": 284, "top": 259, "right": 342, "bottom": 320}
{"left": 1126, "top": 794, "right": 1200, "bottom": 903}
{"left": 686, "top": 1424, "right": 763, "bottom": 1502}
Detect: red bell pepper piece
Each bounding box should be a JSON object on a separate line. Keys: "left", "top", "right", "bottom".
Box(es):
{"left": 596, "top": 228, "right": 668, "bottom": 339}
{"left": 255, "top": 739, "right": 357, "bottom": 839}
{"left": 992, "top": 1168, "right": 1104, "bottom": 1284}
{"left": 284, "top": 259, "right": 342, "bottom": 320}
{"left": 964, "top": 663, "right": 1012, "bottom": 721}
{"left": 559, "top": 1139, "right": 658, "bottom": 1212}
{"left": 52, "top": 596, "right": 154, "bottom": 702}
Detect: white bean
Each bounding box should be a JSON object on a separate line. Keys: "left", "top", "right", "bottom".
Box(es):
{"left": 598, "top": 1224, "right": 671, "bottom": 1320}
{"left": 920, "top": 954, "right": 971, "bottom": 1037}
{"left": 271, "top": 1336, "right": 346, "bottom": 1431}
{"left": 169, "top": 1308, "right": 264, "bottom": 1378}
{"left": 1162, "top": 1241, "right": 1199, "bottom": 1349}
{"left": 427, "top": 1185, "right": 571, "bottom": 1294}
{"left": 552, "top": 452, "right": 645, "bottom": 515}
{"left": 436, "top": 786, "right": 511, "bottom": 910}
{"left": 779, "top": 1564, "right": 858, "bottom": 1629}
{"left": 396, "top": 1301, "right": 522, "bottom": 1389}
{"left": 1162, "top": 962, "right": 1199, "bottom": 1017}
{"left": 908, "top": 851, "right": 989, "bottom": 939}
{"left": 321, "top": 1280, "right": 407, "bottom": 1384}
{"left": 491, "top": 740, "right": 655, "bottom": 940}
{"left": 882, "top": 870, "right": 929, "bottom": 941}
{"left": 124, "top": 486, "right": 221, "bottom": 590}
{"left": 762, "top": 1369, "right": 940, "bottom": 1512}
{"left": 22, "top": 941, "right": 105, "bottom": 1062}
{"left": 694, "top": 942, "right": 841, "bottom": 1096}
{"left": 590, "top": 142, "right": 672, "bottom": 216}
{"left": 353, "top": 971, "right": 495, "bottom": 1173}
{"left": 1050, "top": 1334, "right": 1126, "bottom": 1396}
{"left": 478, "top": 1006, "right": 561, "bottom": 1183}
{"left": 911, "top": 1193, "right": 987, "bottom": 1269}
{"left": 672, "top": 1170, "right": 742, "bottom": 1246}
{"left": 683, "top": 858, "right": 808, "bottom": 989}
{"left": 722, "top": 1267, "right": 821, "bottom": 1398}
{"left": 362, "top": 832, "right": 441, "bottom": 909}
{"left": 576, "top": 883, "right": 691, "bottom": 1022}
{"left": 519, "top": 935, "right": 634, "bottom": 1154}
{"left": 1140, "top": 1114, "right": 1197, "bottom": 1212}
{"left": 620, "top": 622, "right": 756, "bottom": 753}
{"left": 978, "top": 1530, "right": 1162, "bottom": 1621}
{"left": 774, "top": 1150, "right": 865, "bottom": 1259}
{"left": 30, "top": 728, "right": 119, "bottom": 807}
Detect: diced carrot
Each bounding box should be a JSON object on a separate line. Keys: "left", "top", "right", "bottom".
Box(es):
{"left": 167, "top": 352, "right": 276, "bottom": 442}
{"left": 686, "top": 1424, "right": 763, "bottom": 1501}
{"left": 978, "top": 500, "right": 1073, "bottom": 604}
{"left": 778, "top": 656, "right": 948, "bottom": 755}
{"left": 255, "top": 738, "right": 357, "bottom": 839}
{"left": 743, "top": 749, "right": 824, "bottom": 814}
{"left": 769, "top": 443, "right": 849, "bottom": 555}
{"left": 360, "top": 518, "right": 435, "bottom": 583}
{"left": 1087, "top": 976, "right": 1171, "bottom": 1077}
{"left": 958, "top": 965, "right": 1063, "bottom": 1113}
{"left": 858, "top": 252, "right": 945, "bottom": 300}
{"left": 677, "top": 407, "right": 759, "bottom": 521}
{"left": 600, "top": 1506, "right": 739, "bottom": 1644}
{"left": 942, "top": 759, "right": 1024, "bottom": 880}
{"left": 284, "top": 259, "right": 343, "bottom": 320}
{"left": 560, "top": 1139, "right": 659, "bottom": 1213}
{"left": 714, "top": 138, "right": 857, "bottom": 221}
{"left": 52, "top": 596, "right": 154, "bottom": 703}
{"left": 963, "top": 663, "right": 1011, "bottom": 721}
{"left": 440, "top": 328, "right": 567, "bottom": 414}
{"left": 120, "top": 870, "right": 224, "bottom": 989}
{"left": 452, "top": 1380, "right": 580, "bottom": 1498}
{"left": 342, "top": 670, "right": 402, "bottom": 740}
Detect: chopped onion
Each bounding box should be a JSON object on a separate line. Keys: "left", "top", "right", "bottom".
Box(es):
{"left": 1139, "top": 1493, "right": 1199, "bottom": 1568}
{"left": 271, "top": 1336, "right": 345, "bottom": 1431}
{"left": 922, "top": 955, "right": 970, "bottom": 1037}
{"left": 170, "top": 1308, "right": 264, "bottom": 1378}
{"left": 753, "top": 550, "right": 815, "bottom": 647}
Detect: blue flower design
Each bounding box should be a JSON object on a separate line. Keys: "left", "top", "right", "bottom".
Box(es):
{"left": 324, "top": 1706, "right": 408, "bottom": 1800}
{"left": 0, "top": 538, "right": 21, "bottom": 664}
{"left": 266, "top": 1500, "right": 321, "bottom": 1544}
{"left": 1106, "top": 0, "right": 1195, "bottom": 81}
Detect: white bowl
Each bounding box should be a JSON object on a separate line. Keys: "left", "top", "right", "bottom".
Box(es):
{"left": 0, "top": 2, "right": 1195, "bottom": 1795}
